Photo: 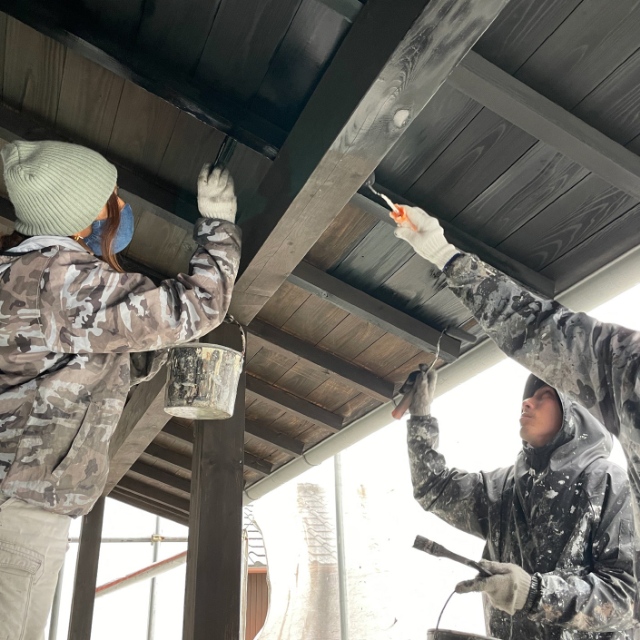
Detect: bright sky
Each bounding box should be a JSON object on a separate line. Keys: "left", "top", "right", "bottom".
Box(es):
{"left": 49, "top": 282, "right": 640, "bottom": 639}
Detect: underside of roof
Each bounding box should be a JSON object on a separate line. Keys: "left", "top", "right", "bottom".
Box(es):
{"left": 1, "top": 0, "right": 640, "bottom": 525}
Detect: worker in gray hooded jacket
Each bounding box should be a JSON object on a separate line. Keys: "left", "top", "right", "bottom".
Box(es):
{"left": 394, "top": 207, "right": 640, "bottom": 526}
{"left": 406, "top": 367, "right": 637, "bottom": 639}
{"left": 0, "top": 140, "right": 241, "bottom": 640}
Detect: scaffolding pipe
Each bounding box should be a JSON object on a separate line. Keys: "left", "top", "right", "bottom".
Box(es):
{"left": 47, "top": 562, "right": 65, "bottom": 640}
{"left": 334, "top": 453, "right": 349, "bottom": 640}
{"left": 96, "top": 551, "right": 188, "bottom": 598}
{"left": 147, "top": 517, "right": 161, "bottom": 640}
{"left": 68, "top": 537, "right": 187, "bottom": 543}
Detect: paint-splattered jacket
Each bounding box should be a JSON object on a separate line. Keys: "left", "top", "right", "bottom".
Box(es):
{"left": 0, "top": 218, "right": 240, "bottom": 517}
{"left": 442, "top": 253, "right": 640, "bottom": 531}
{"left": 408, "top": 393, "right": 637, "bottom": 639}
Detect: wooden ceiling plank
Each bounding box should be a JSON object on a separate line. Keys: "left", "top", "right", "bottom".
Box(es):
{"left": 248, "top": 318, "right": 394, "bottom": 402}
{"left": 0, "top": 0, "right": 286, "bottom": 158}
{"left": 351, "top": 191, "right": 556, "bottom": 298}
{"left": 449, "top": 51, "right": 640, "bottom": 202}
{"left": 118, "top": 476, "right": 191, "bottom": 514}
{"left": 110, "top": 488, "right": 189, "bottom": 527}
{"left": 288, "top": 261, "right": 461, "bottom": 362}
{"left": 246, "top": 374, "right": 344, "bottom": 432}
{"left": 244, "top": 421, "right": 304, "bottom": 457}
{"left": 230, "top": 0, "right": 512, "bottom": 325}
{"left": 129, "top": 461, "right": 191, "bottom": 496}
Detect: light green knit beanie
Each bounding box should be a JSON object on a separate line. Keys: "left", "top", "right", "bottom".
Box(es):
{"left": 1, "top": 140, "right": 118, "bottom": 236}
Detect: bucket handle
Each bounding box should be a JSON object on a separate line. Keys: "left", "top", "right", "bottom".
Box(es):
{"left": 433, "top": 590, "right": 457, "bottom": 638}
{"left": 223, "top": 314, "right": 246, "bottom": 358}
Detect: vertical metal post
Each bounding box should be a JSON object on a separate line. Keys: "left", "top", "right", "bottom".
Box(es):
{"left": 48, "top": 562, "right": 65, "bottom": 640}
{"left": 147, "top": 516, "right": 161, "bottom": 640}
{"left": 182, "top": 322, "right": 246, "bottom": 640}
{"left": 334, "top": 453, "right": 349, "bottom": 640}
{"left": 67, "top": 496, "right": 106, "bottom": 640}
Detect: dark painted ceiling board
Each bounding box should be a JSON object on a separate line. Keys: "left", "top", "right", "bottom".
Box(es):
{"left": 515, "top": 0, "right": 640, "bottom": 111}
{"left": 305, "top": 202, "right": 378, "bottom": 271}
{"left": 453, "top": 143, "right": 590, "bottom": 246}
{"left": 307, "top": 378, "right": 361, "bottom": 414}
{"left": 406, "top": 108, "right": 537, "bottom": 219}
{"left": 275, "top": 361, "right": 332, "bottom": 399}
{"left": 79, "top": 0, "right": 146, "bottom": 43}
{"left": 572, "top": 50, "right": 640, "bottom": 146}
{"left": 316, "top": 315, "right": 386, "bottom": 362}
{"left": 281, "top": 295, "right": 350, "bottom": 346}
{"left": 55, "top": 51, "right": 124, "bottom": 152}
{"left": 0, "top": 13, "right": 6, "bottom": 98}
{"left": 353, "top": 333, "right": 421, "bottom": 379}
{"left": 473, "top": 0, "right": 582, "bottom": 74}
{"left": 135, "top": 0, "right": 223, "bottom": 73}
{"left": 377, "top": 84, "right": 482, "bottom": 195}
{"left": 246, "top": 347, "right": 295, "bottom": 386}
{"left": 156, "top": 112, "right": 226, "bottom": 195}
{"left": 449, "top": 52, "right": 640, "bottom": 204}
{"left": 331, "top": 221, "right": 415, "bottom": 293}
{"left": 250, "top": 0, "right": 349, "bottom": 130}
{"left": 541, "top": 203, "right": 640, "bottom": 293}
{"left": 335, "top": 393, "right": 379, "bottom": 423}
{"left": 3, "top": 17, "right": 66, "bottom": 122}
{"left": 499, "top": 176, "right": 639, "bottom": 271}
{"left": 223, "top": 144, "right": 272, "bottom": 214}
{"left": 195, "top": 0, "right": 303, "bottom": 103}
{"left": 257, "top": 282, "right": 311, "bottom": 329}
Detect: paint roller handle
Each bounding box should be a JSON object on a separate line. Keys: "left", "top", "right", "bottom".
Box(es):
{"left": 413, "top": 535, "right": 492, "bottom": 577}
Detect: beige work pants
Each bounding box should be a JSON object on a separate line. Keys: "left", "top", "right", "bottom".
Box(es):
{"left": 0, "top": 498, "right": 71, "bottom": 640}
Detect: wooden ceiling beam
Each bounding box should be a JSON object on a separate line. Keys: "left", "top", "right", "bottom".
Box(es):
{"left": 246, "top": 375, "right": 344, "bottom": 432}
{"left": 118, "top": 476, "right": 191, "bottom": 514}
{"left": 129, "top": 461, "right": 191, "bottom": 496}
{"left": 244, "top": 421, "right": 305, "bottom": 457}
{"left": 0, "top": 0, "right": 285, "bottom": 158}
{"left": 110, "top": 487, "right": 189, "bottom": 527}
{"left": 248, "top": 319, "right": 394, "bottom": 403}
{"left": 288, "top": 262, "right": 461, "bottom": 362}
{"left": 351, "top": 191, "right": 556, "bottom": 298}
{"left": 230, "top": 0, "right": 512, "bottom": 325}
{"left": 449, "top": 51, "right": 640, "bottom": 202}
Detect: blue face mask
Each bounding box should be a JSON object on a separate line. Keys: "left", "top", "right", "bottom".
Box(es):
{"left": 84, "top": 203, "right": 134, "bottom": 256}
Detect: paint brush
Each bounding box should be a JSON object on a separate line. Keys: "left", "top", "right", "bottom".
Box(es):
{"left": 413, "top": 535, "right": 492, "bottom": 576}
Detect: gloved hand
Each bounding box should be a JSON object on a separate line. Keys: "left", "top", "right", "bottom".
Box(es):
{"left": 197, "top": 164, "right": 237, "bottom": 222}
{"left": 455, "top": 560, "right": 532, "bottom": 616}
{"left": 393, "top": 206, "right": 458, "bottom": 270}
{"left": 393, "top": 365, "right": 437, "bottom": 419}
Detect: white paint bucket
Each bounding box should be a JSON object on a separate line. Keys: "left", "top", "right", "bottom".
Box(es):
{"left": 164, "top": 343, "right": 244, "bottom": 420}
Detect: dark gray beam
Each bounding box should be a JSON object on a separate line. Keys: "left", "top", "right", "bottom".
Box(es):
{"left": 118, "top": 476, "right": 191, "bottom": 514}
{"left": 246, "top": 374, "right": 345, "bottom": 432}
{"left": 230, "top": 0, "right": 511, "bottom": 325}
{"left": 0, "top": 0, "right": 285, "bottom": 158}
{"left": 450, "top": 51, "right": 640, "bottom": 202}
{"left": 111, "top": 487, "right": 189, "bottom": 527}
{"left": 129, "top": 461, "right": 191, "bottom": 496}
{"left": 248, "top": 319, "right": 394, "bottom": 402}
{"left": 287, "top": 262, "right": 461, "bottom": 362}
{"left": 351, "top": 190, "right": 556, "bottom": 298}
{"left": 317, "top": 0, "right": 363, "bottom": 22}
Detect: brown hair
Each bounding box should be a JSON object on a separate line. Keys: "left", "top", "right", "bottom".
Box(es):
{"left": 100, "top": 191, "right": 124, "bottom": 272}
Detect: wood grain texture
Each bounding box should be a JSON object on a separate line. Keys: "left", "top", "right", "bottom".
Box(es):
{"left": 449, "top": 51, "right": 640, "bottom": 203}
{"left": 108, "top": 80, "right": 180, "bottom": 174}
{"left": 376, "top": 84, "right": 482, "bottom": 195}
{"left": 515, "top": 0, "right": 640, "bottom": 110}
{"left": 232, "top": 0, "right": 511, "bottom": 325}
{"left": 499, "top": 176, "right": 639, "bottom": 270}
{"left": 542, "top": 203, "right": 640, "bottom": 293}
{"left": 407, "top": 108, "right": 537, "bottom": 217}
{"left": 316, "top": 314, "right": 386, "bottom": 362}
{"left": 474, "top": 0, "right": 583, "bottom": 74}
{"left": 453, "top": 143, "right": 589, "bottom": 245}
{"left": 55, "top": 50, "right": 124, "bottom": 151}
{"left": 4, "top": 17, "right": 66, "bottom": 121}
{"left": 196, "top": 0, "right": 303, "bottom": 103}
{"left": 135, "top": 0, "right": 223, "bottom": 73}
{"left": 111, "top": 488, "right": 189, "bottom": 526}
{"left": 79, "top": 0, "right": 146, "bottom": 42}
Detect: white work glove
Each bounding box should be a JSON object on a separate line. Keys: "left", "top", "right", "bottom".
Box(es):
{"left": 197, "top": 164, "right": 237, "bottom": 222}
{"left": 393, "top": 206, "right": 458, "bottom": 270}
{"left": 392, "top": 365, "right": 436, "bottom": 420}
{"left": 455, "top": 560, "right": 532, "bottom": 615}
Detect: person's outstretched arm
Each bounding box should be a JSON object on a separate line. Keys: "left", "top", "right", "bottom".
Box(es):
{"left": 395, "top": 207, "right": 640, "bottom": 439}
{"left": 405, "top": 367, "right": 498, "bottom": 539}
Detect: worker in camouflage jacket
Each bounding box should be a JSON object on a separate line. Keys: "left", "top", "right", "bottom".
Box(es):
{"left": 405, "top": 366, "right": 637, "bottom": 639}
{"left": 0, "top": 140, "right": 241, "bottom": 640}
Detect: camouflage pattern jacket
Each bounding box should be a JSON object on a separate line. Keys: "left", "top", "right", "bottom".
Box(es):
{"left": 0, "top": 218, "right": 240, "bottom": 516}
{"left": 442, "top": 253, "right": 640, "bottom": 527}
{"left": 408, "top": 390, "right": 637, "bottom": 640}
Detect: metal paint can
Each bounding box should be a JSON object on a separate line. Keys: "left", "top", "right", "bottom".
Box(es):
{"left": 427, "top": 631, "right": 497, "bottom": 640}
{"left": 164, "top": 343, "right": 244, "bottom": 420}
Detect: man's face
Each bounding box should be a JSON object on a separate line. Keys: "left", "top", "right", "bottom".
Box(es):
{"left": 519, "top": 385, "right": 563, "bottom": 448}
